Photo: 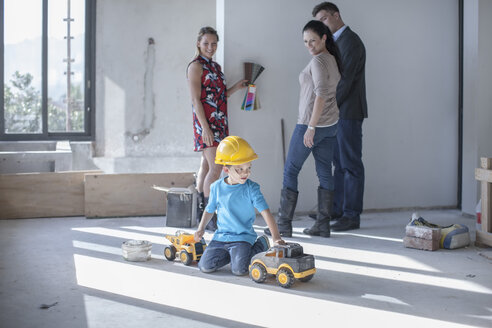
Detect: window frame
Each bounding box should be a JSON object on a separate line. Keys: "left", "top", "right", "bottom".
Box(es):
{"left": 0, "top": 0, "right": 95, "bottom": 141}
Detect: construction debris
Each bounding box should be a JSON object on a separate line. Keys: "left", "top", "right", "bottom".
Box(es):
{"left": 404, "top": 213, "right": 441, "bottom": 251}
{"left": 39, "top": 302, "right": 58, "bottom": 309}
{"left": 122, "top": 240, "right": 152, "bottom": 262}
{"left": 404, "top": 213, "right": 470, "bottom": 251}
{"left": 440, "top": 224, "right": 470, "bottom": 249}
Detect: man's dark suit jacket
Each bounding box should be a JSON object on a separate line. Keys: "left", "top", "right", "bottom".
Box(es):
{"left": 336, "top": 26, "right": 368, "bottom": 120}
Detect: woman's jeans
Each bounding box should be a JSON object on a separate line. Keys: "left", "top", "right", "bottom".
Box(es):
{"left": 198, "top": 239, "right": 265, "bottom": 276}
{"left": 283, "top": 124, "right": 337, "bottom": 192}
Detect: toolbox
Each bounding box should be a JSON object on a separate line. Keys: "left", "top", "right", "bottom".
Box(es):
{"left": 153, "top": 186, "right": 197, "bottom": 228}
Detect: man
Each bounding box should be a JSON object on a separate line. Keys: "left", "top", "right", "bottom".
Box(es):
{"left": 313, "top": 2, "right": 368, "bottom": 231}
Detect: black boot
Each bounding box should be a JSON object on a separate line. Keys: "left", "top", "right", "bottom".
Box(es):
{"left": 197, "top": 196, "right": 217, "bottom": 231}
{"left": 196, "top": 191, "right": 205, "bottom": 225}
{"left": 264, "top": 188, "right": 298, "bottom": 237}
{"left": 206, "top": 213, "right": 218, "bottom": 231}
{"left": 303, "top": 188, "right": 332, "bottom": 237}
{"left": 331, "top": 216, "right": 360, "bottom": 231}
{"left": 309, "top": 211, "right": 342, "bottom": 223}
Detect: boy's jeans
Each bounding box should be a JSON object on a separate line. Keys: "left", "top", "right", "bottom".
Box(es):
{"left": 198, "top": 239, "right": 265, "bottom": 276}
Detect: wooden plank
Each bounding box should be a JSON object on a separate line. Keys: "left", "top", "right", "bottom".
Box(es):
{"left": 476, "top": 230, "right": 492, "bottom": 248}
{"left": 84, "top": 172, "right": 195, "bottom": 217}
{"left": 475, "top": 168, "right": 492, "bottom": 183}
{"left": 480, "top": 158, "right": 492, "bottom": 234}
{"left": 482, "top": 180, "right": 492, "bottom": 234}
{"left": 476, "top": 157, "right": 492, "bottom": 246}
{"left": 0, "top": 170, "right": 102, "bottom": 219}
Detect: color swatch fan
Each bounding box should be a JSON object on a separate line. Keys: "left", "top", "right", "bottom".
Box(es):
{"left": 241, "top": 62, "right": 265, "bottom": 111}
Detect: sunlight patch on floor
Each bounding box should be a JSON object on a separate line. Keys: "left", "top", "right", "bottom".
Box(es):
{"left": 72, "top": 227, "right": 165, "bottom": 244}
{"left": 73, "top": 240, "right": 122, "bottom": 256}
{"left": 297, "top": 242, "right": 440, "bottom": 273}
{"left": 361, "top": 294, "right": 409, "bottom": 306}
{"left": 315, "top": 257, "right": 492, "bottom": 294}
{"left": 72, "top": 240, "right": 165, "bottom": 260}
{"left": 120, "top": 225, "right": 202, "bottom": 236}
{"left": 253, "top": 225, "right": 403, "bottom": 243}
{"left": 73, "top": 254, "right": 476, "bottom": 328}
{"left": 72, "top": 227, "right": 215, "bottom": 245}
{"left": 330, "top": 231, "right": 403, "bottom": 242}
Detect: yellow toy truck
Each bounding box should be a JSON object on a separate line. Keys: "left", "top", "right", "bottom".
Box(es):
{"left": 249, "top": 242, "right": 316, "bottom": 288}
{"left": 164, "top": 230, "right": 207, "bottom": 266}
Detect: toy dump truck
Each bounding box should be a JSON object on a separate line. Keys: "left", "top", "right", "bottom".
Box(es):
{"left": 249, "top": 242, "right": 316, "bottom": 288}
{"left": 164, "top": 230, "right": 207, "bottom": 265}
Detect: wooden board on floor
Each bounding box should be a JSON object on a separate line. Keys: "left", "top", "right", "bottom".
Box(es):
{"left": 0, "top": 170, "right": 102, "bottom": 219}
{"left": 84, "top": 172, "right": 195, "bottom": 217}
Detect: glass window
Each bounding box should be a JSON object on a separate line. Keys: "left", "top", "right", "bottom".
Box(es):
{"left": 48, "top": 0, "right": 85, "bottom": 133}
{"left": 3, "top": 0, "right": 43, "bottom": 133}
{"left": 1, "top": 0, "right": 94, "bottom": 140}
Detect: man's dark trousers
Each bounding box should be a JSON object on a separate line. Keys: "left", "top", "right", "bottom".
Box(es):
{"left": 333, "top": 118, "right": 364, "bottom": 220}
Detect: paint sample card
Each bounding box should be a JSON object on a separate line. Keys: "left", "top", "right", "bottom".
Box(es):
{"left": 241, "top": 84, "right": 256, "bottom": 111}
{"left": 242, "top": 62, "right": 264, "bottom": 111}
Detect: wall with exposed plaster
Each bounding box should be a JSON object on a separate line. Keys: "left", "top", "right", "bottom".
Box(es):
{"left": 95, "top": 0, "right": 216, "bottom": 172}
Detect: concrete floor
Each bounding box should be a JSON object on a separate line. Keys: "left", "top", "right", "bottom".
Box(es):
{"left": 0, "top": 210, "right": 491, "bottom": 328}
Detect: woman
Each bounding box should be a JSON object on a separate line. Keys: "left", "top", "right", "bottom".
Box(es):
{"left": 265, "top": 20, "right": 342, "bottom": 238}
{"left": 187, "top": 26, "right": 246, "bottom": 230}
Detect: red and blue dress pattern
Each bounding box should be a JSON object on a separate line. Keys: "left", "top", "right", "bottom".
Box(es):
{"left": 191, "top": 56, "right": 228, "bottom": 152}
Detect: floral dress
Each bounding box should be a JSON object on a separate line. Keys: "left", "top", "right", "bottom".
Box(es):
{"left": 191, "top": 56, "right": 228, "bottom": 152}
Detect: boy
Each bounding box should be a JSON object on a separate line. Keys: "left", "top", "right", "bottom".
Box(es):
{"left": 194, "top": 136, "right": 285, "bottom": 275}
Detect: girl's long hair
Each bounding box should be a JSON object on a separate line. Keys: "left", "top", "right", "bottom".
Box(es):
{"left": 303, "top": 20, "right": 342, "bottom": 74}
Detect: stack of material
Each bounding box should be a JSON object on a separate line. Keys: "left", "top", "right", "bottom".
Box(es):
{"left": 404, "top": 214, "right": 441, "bottom": 251}
{"left": 403, "top": 213, "right": 471, "bottom": 251}
{"left": 440, "top": 224, "right": 470, "bottom": 249}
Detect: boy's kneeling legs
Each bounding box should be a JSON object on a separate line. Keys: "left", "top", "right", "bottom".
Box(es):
{"left": 230, "top": 241, "right": 255, "bottom": 276}
{"left": 198, "top": 240, "right": 230, "bottom": 273}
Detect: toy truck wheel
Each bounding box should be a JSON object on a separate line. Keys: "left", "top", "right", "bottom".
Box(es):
{"left": 250, "top": 263, "right": 267, "bottom": 283}
{"left": 164, "top": 246, "right": 176, "bottom": 261}
{"left": 180, "top": 250, "right": 192, "bottom": 266}
{"left": 299, "top": 274, "right": 314, "bottom": 282}
{"left": 276, "top": 268, "right": 295, "bottom": 288}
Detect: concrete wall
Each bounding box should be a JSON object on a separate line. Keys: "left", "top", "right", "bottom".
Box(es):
{"left": 95, "top": 0, "right": 216, "bottom": 172}
{"left": 0, "top": 141, "right": 72, "bottom": 173}
{"left": 93, "top": 0, "right": 492, "bottom": 213}
{"left": 218, "top": 0, "right": 459, "bottom": 212}
{"left": 462, "top": 0, "right": 492, "bottom": 214}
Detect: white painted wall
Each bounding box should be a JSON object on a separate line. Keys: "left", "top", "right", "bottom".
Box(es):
{"left": 462, "top": 0, "right": 492, "bottom": 214}
{"left": 218, "top": 0, "right": 459, "bottom": 212}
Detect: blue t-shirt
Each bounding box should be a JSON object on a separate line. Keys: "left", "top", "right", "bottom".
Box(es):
{"left": 205, "top": 177, "right": 269, "bottom": 245}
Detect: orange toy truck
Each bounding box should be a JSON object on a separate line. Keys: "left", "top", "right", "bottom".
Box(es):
{"left": 164, "top": 230, "right": 207, "bottom": 265}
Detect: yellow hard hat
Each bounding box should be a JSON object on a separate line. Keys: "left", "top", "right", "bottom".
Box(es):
{"left": 215, "top": 136, "right": 258, "bottom": 165}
